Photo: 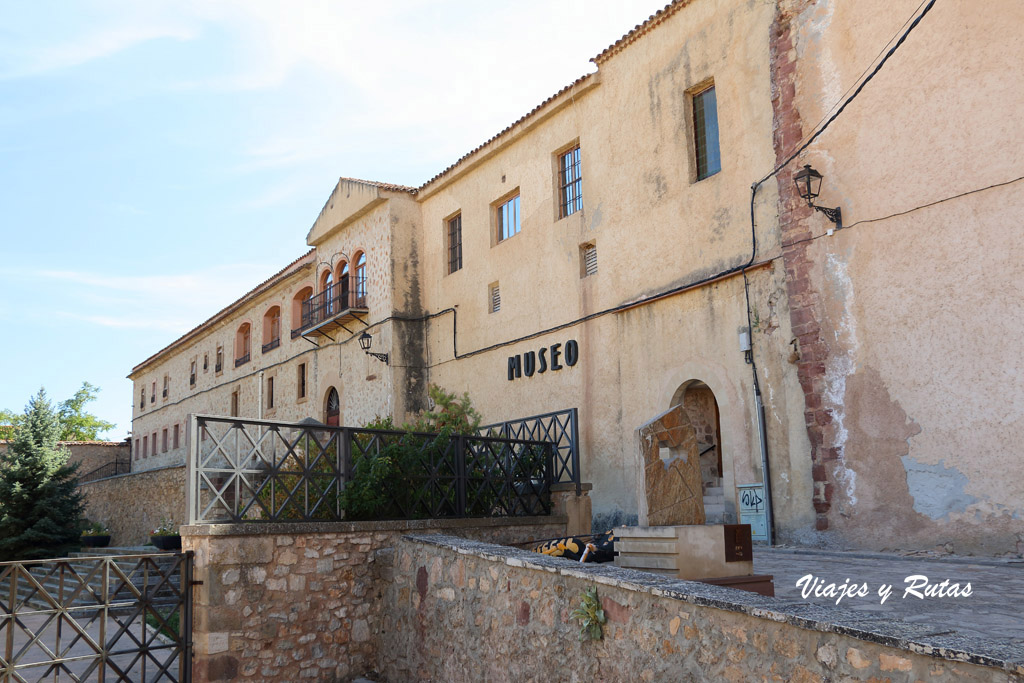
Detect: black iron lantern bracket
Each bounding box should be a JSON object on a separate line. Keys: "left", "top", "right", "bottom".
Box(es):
{"left": 358, "top": 331, "right": 389, "bottom": 365}
{"left": 794, "top": 164, "right": 843, "bottom": 229}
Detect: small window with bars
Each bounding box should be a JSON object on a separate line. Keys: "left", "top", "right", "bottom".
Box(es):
{"left": 447, "top": 213, "right": 463, "bottom": 274}
{"left": 497, "top": 194, "right": 520, "bottom": 242}
{"left": 581, "top": 243, "right": 598, "bottom": 277}
{"left": 558, "top": 145, "right": 582, "bottom": 218}
{"left": 489, "top": 283, "right": 501, "bottom": 313}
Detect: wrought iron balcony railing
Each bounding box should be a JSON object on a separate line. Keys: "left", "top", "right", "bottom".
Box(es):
{"left": 297, "top": 278, "right": 367, "bottom": 334}
{"left": 262, "top": 338, "right": 281, "bottom": 353}
{"left": 234, "top": 353, "right": 250, "bottom": 368}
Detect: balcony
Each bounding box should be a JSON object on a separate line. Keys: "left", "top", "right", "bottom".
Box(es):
{"left": 294, "top": 279, "right": 368, "bottom": 340}
{"left": 262, "top": 338, "right": 280, "bottom": 353}
{"left": 234, "top": 353, "right": 250, "bottom": 368}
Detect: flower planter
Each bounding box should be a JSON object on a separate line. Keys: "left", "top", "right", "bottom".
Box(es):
{"left": 81, "top": 535, "right": 111, "bottom": 548}
{"left": 150, "top": 535, "right": 182, "bottom": 551}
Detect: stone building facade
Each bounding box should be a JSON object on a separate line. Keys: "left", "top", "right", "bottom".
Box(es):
{"left": 129, "top": 0, "right": 1023, "bottom": 554}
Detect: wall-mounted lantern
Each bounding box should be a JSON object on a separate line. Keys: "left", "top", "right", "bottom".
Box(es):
{"left": 358, "top": 332, "right": 389, "bottom": 365}
{"left": 794, "top": 164, "right": 842, "bottom": 229}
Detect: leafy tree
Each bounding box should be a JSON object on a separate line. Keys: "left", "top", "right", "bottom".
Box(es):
{"left": 0, "top": 382, "right": 115, "bottom": 441}
{"left": 56, "top": 382, "right": 116, "bottom": 441}
{"left": 0, "top": 390, "right": 85, "bottom": 561}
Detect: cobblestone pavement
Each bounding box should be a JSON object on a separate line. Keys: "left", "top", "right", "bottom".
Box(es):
{"left": 754, "top": 547, "right": 1024, "bottom": 645}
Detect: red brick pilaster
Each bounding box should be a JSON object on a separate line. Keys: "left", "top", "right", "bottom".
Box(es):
{"left": 770, "top": 1, "right": 834, "bottom": 531}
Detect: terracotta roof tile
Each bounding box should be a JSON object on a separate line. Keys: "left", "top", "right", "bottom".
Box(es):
{"left": 417, "top": 73, "right": 595, "bottom": 192}
{"left": 130, "top": 249, "right": 316, "bottom": 376}
{"left": 591, "top": 1, "right": 693, "bottom": 64}
{"left": 336, "top": 176, "right": 418, "bottom": 194}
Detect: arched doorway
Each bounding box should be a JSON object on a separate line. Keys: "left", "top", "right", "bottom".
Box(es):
{"left": 671, "top": 380, "right": 728, "bottom": 524}
{"left": 325, "top": 388, "right": 340, "bottom": 427}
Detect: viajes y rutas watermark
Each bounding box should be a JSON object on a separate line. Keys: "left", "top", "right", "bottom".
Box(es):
{"left": 796, "top": 574, "right": 973, "bottom": 605}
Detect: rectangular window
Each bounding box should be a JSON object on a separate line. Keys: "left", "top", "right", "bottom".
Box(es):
{"left": 150, "top": 382, "right": 156, "bottom": 404}
{"left": 203, "top": 353, "right": 209, "bottom": 372}
{"left": 497, "top": 195, "right": 520, "bottom": 242}
{"left": 190, "top": 360, "right": 197, "bottom": 387}
{"left": 173, "top": 424, "right": 180, "bottom": 450}
{"left": 140, "top": 390, "right": 145, "bottom": 410}
{"left": 558, "top": 145, "right": 582, "bottom": 218}
{"left": 162, "top": 375, "right": 169, "bottom": 399}
{"left": 152, "top": 433, "right": 157, "bottom": 455}
{"left": 489, "top": 283, "right": 501, "bottom": 314}
{"left": 142, "top": 436, "right": 148, "bottom": 458}
{"left": 230, "top": 390, "right": 239, "bottom": 417}
{"left": 215, "top": 347, "right": 223, "bottom": 374}
{"left": 297, "top": 363, "right": 307, "bottom": 399}
{"left": 582, "top": 243, "right": 598, "bottom": 277}
{"left": 447, "top": 214, "right": 463, "bottom": 274}
{"left": 134, "top": 438, "right": 140, "bottom": 460}
{"left": 693, "top": 84, "right": 721, "bottom": 180}
{"left": 162, "top": 428, "right": 168, "bottom": 453}
{"left": 267, "top": 376, "right": 274, "bottom": 409}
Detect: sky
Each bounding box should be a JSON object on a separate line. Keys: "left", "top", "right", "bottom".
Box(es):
{"left": 0, "top": 0, "right": 671, "bottom": 439}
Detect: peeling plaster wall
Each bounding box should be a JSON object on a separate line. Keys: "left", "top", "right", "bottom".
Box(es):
{"left": 777, "top": 0, "right": 1024, "bottom": 554}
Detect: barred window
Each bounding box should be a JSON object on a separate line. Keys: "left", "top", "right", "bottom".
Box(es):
{"left": 447, "top": 214, "right": 463, "bottom": 274}
{"left": 558, "top": 145, "right": 582, "bottom": 218}
{"left": 497, "top": 195, "right": 520, "bottom": 242}
{"left": 693, "top": 84, "right": 721, "bottom": 181}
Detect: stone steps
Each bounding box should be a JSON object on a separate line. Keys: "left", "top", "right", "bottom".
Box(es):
{"left": 1, "top": 552, "right": 182, "bottom": 612}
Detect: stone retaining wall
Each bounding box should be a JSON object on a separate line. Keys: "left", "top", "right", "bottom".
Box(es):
{"left": 0, "top": 439, "right": 129, "bottom": 477}
{"left": 79, "top": 464, "right": 186, "bottom": 545}
{"left": 183, "top": 516, "right": 567, "bottom": 682}
{"left": 377, "top": 535, "right": 1021, "bottom": 682}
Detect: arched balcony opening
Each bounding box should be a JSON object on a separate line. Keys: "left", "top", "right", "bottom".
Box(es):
{"left": 292, "top": 286, "right": 313, "bottom": 337}
{"left": 235, "top": 323, "right": 251, "bottom": 367}
{"left": 262, "top": 306, "right": 281, "bottom": 353}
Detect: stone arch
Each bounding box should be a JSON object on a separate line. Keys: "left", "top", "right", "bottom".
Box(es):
{"left": 660, "top": 362, "right": 747, "bottom": 526}
{"left": 324, "top": 386, "right": 340, "bottom": 427}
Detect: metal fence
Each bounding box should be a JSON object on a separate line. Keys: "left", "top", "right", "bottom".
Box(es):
{"left": 78, "top": 459, "right": 132, "bottom": 484}
{"left": 479, "top": 408, "right": 581, "bottom": 494}
{"left": 0, "top": 552, "right": 192, "bottom": 682}
{"left": 187, "top": 414, "right": 556, "bottom": 525}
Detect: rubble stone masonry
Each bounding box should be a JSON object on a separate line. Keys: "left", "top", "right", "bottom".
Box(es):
{"left": 183, "top": 517, "right": 567, "bottom": 682}
{"left": 79, "top": 465, "right": 186, "bottom": 545}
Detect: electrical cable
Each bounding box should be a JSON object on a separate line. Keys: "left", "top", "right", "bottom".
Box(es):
{"left": 780, "top": 174, "right": 1024, "bottom": 250}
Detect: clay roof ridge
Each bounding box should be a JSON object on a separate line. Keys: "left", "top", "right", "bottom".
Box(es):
{"left": 130, "top": 249, "right": 316, "bottom": 375}
{"left": 417, "top": 73, "right": 594, "bottom": 192}
{"left": 591, "top": 0, "right": 693, "bottom": 65}
{"left": 336, "top": 176, "right": 418, "bottom": 194}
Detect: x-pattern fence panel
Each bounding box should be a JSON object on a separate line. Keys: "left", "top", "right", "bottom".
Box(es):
{"left": 188, "top": 415, "right": 557, "bottom": 524}
{"left": 479, "top": 408, "right": 581, "bottom": 494}
{"left": 0, "top": 553, "right": 192, "bottom": 683}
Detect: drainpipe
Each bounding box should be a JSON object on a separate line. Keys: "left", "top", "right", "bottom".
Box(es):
{"left": 258, "top": 370, "right": 264, "bottom": 420}
{"left": 753, "top": 380, "right": 775, "bottom": 546}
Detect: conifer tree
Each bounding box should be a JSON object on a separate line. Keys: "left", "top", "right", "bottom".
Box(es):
{"left": 0, "top": 389, "right": 85, "bottom": 561}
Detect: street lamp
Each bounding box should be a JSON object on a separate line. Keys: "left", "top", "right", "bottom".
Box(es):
{"left": 794, "top": 164, "right": 842, "bottom": 229}
{"left": 358, "top": 332, "right": 389, "bottom": 365}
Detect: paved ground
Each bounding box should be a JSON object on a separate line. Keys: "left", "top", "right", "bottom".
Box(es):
{"left": 754, "top": 546, "right": 1024, "bottom": 645}
{"left": 1, "top": 610, "right": 180, "bottom": 681}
